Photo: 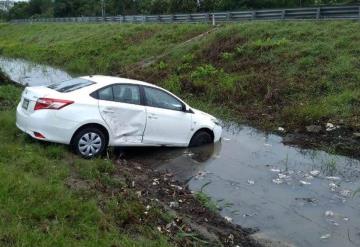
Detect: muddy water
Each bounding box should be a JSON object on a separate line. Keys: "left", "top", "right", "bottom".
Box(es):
{"left": 1, "top": 56, "right": 360, "bottom": 247}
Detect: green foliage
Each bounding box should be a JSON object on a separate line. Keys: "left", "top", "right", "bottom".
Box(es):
{"left": 195, "top": 192, "right": 219, "bottom": 213}
{"left": 191, "top": 64, "right": 218, "bottom": 80}
{"left": 163, "top": 75, "right": 182, "bottom": 94}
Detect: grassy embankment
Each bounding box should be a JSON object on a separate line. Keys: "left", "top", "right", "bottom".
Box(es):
{"left": 0, "top": 22, "right": 359, "bottom": 132}
{"left": 0, "top": 68, "right": 185, "bottom": 245}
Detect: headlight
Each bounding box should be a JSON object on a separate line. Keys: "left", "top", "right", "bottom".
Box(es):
{"left": 211, "top": 118, "right": 221, "bottom": 126}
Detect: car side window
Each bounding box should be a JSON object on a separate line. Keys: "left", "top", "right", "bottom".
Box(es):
{"left": 113, "top": 85, "right": 140, "bottom": 105}
{"left": 98, "top": 87, "right": 113, "bottom": 101}
{"left": 144, "top": 87, "right": 183, "bottom": 111}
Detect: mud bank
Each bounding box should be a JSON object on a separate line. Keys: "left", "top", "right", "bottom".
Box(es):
{"left": 105, "top": 155, "right": 262, "bottom": 247}
{"left": 283, "top": 128, "right": 360, "bottom": 160}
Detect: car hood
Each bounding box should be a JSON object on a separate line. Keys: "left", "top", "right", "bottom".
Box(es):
{"left": 192, "top": 108, "right": 215, "bottom": 120}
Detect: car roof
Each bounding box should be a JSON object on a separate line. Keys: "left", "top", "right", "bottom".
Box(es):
{"left": 81, "top": 75, "right": 158, "bottom": 88}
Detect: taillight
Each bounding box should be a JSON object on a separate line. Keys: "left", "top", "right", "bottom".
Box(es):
{"left": 34, "top": 98, "right": 74, "bottom": 110}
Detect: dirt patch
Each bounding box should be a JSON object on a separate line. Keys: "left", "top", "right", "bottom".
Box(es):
{"left": 111, "top": 158, "right": 262, "bottom": 247}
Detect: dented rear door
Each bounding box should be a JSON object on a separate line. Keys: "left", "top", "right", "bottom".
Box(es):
{"left": 97, "top": 84, "right": 146, "bottom": 145}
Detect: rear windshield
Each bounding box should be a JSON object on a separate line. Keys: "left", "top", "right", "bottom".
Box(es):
{"left": 48, "top": 78, "right": 95, "bottom": 93}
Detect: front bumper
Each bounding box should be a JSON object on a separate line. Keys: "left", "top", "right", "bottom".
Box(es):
{"left": 213, "top": 125, "right": 222, "bottom": 143}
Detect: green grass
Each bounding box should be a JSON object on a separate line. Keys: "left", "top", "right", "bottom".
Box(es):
{"left": 0, "top": 21, "right": 359, "bottom": 130}
{"left": 0, "top": 84, "right": 174, "bottom": 246}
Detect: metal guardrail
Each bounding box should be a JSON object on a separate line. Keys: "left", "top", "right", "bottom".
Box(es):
{"left": 10, "top": 5, "right": 360, "bottom": 24}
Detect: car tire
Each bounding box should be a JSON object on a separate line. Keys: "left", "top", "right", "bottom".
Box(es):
{"left": 72, "top": 127, "right": 107, "bottom": 158}
{"left": 189, "top": 130, "right": 213, "bottom": 147}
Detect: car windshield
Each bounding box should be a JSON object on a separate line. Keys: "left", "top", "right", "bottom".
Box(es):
{"left": 48, "top": 78, "right": 95, "bottom": 93}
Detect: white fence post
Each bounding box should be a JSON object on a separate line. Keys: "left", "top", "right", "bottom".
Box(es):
{"left": 212, "top": 14, "right": 215, "bottom": 26}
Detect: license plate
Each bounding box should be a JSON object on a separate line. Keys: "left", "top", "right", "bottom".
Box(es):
{"left": 22, "top": 99, "right": 29, "bottom": 110}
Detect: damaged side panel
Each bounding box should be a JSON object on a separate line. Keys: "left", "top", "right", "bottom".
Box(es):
{"left": 98, "top": 101, "right": 147, "bottom": 145}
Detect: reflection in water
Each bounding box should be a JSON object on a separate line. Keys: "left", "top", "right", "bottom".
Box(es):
{"left": 2, "top": 56, "right": 360, "bottom": 247}
{"left": 120, "top": 142, "right": 222, "bottom": 182}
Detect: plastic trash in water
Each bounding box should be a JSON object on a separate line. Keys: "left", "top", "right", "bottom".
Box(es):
{"left": 304, "top": 174, "right": 314, "bottom": 180}
{"left": 325, "top": 210, "right": 334, "bottom": 217}
{"left": 320, "top": 233, "right": 331, "bottom": 239}
{"left": 339, "top": 189, "right": 352, "bottom": 197}
{"left": 329, "top": 182, "right": 338, "bottom": 192}
{"left": 247, "top": 180, "right": 255, "bottom": 185}
{"left": 300, "top": 180, "right": 311, "bottom": 185}
{"left": 309, "top": 170, "right": 320, "bottom": 176}
{"left": 272, "top": 178, "right": 283, "bottom": 184}
{"left": 270, "top": 168, "right": 281, "bottom": 172}
{"left": 325, "top": 176, "right": 341, "bottom": 181}
{"left": 278, "top": 127, "right": 285, "bottom": 132}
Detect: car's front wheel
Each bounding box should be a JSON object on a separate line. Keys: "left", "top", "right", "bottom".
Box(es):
{"left": 72, "top": 127, "right": 107, "bottom": 158}
{"left": 189, "top": 130, "right": 213, "bottom": 147}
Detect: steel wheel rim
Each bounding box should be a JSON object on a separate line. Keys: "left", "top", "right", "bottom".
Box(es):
{"left": 78, "top": 132, "right": 102, "bottom": 157}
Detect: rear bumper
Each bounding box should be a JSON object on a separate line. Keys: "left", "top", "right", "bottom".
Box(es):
{"left": 16, "top": 103, "right": 77, "bottom": 144}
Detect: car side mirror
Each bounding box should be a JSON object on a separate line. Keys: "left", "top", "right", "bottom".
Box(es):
{"left": 183, "top": 105, "right": 194, "bottom": 113}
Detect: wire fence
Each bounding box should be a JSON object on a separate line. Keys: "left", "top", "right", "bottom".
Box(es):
{"left": 10, "top": 5, "right": 360, "bottom": 25}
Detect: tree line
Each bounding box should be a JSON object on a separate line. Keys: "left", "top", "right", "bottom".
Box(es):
{"left": 1, "top": 0, "right": 359, "bottom": 20}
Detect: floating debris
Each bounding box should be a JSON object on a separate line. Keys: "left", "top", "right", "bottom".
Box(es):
{"left": 223, "top": 138, "right": 231, "bottom": 141}
{"left": 329, "top": 183, "right": 338, "bottom": 192}
{"left": 247, "top": 180, "right": 255, "bottom": 185}
{"left": 343, "top": 217, "right": 349, "bottom": 221}
{"left": 195, "top": 171, "right": 208, "bottom": 180}
{"left": 278, "top": 173, "right": 289, "bottom": 179}
{"left": 320, "top": 233, "right": 331, "bottom": 239}
{"left": 309, "top": 170, "right": 320, "bottom": 176}
{"left": 304, "top": 174, "right": 314, "bottom": 180}
{"left": 325, "top": 176, "right": 341, "bottom": 181}
{"left": 339, "top": 189, "right": 352, "bottom": 197}
{"left": 183, "top": 150, "right": 194, "bottom": 157}
{"left": 272, "top": 178, "right": 283, "bottom": 184}
{"left": 278, "top": 127, "right": 285, "bottom": 132}
{"left": 327, "top": 219, "right": 339, "bottom": 226}
{"left": 325, "top": 210, "right": 334, "bottom": 217}
{"left": 300, "top": 180, "right": 311, "bottom": 185}
{"left": 270, "top": 168, "right": 281, "bottom": 172}
{"left": 242, "top": 213, "right": 256, "bottom": 218}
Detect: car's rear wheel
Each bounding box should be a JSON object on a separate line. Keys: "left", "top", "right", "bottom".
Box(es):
{"left": 189, "top": 130, "right": 213, "bottom": 147}
{"left": 72, "top": 127, "right": 107, "bottom": 158}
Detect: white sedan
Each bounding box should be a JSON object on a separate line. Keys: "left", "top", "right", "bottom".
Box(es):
{"left": 16, "top": 76, "right": 222, "bottom": 158}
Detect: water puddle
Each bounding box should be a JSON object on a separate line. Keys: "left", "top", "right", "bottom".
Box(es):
{"left": 1, "top": 56, "right": 360, "bottom": 247}
{"left": 0, "top": 57, "right": 72, "bottom": 86}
